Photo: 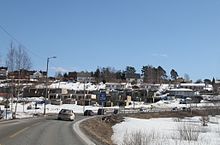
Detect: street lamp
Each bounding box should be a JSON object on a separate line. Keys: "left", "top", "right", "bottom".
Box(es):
{"left": 44, "top": 56, "right": 56, "bottom": 115}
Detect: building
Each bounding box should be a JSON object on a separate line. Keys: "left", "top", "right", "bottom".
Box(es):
{"left": 179, "top": 83, "right": 206, "bottom": 92}
{"left": 0, "top": 67, "right": 8, "bottom": 80}
{"left": 168, "top": 88, "right": 195, "bottom": 98}
{"left": 125, "top": 73, "right": 142, "bottom": 83}
{"left": 77, "top": 72, "right": 95, "bottom": 83}
{"left": 8, "top": 69, "right": 36, "bottom": 80}
{"left": 105, "top": 83, "right": 126, "bottom": 91}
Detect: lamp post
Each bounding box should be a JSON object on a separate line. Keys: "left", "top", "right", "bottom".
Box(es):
{"left": 44, "top": 56, "right": 56, "bottom": 115}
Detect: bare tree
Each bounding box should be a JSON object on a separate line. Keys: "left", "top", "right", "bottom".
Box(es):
{"left": 6, "top": 43, "right": 32, "bottom": 71}
{"left": 6, "top": 42, "right": 17, "bottom": 72}
{"left": 5, "top": 42, "right": 32, "bottom": 118}
{"left": 15, "top": 45, "right": 32, "bottom": 70}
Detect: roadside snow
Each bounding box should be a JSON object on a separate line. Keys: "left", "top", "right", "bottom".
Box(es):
{"left": 112, "top": 117, "right": 220, "bottom": 145}
{"left": 0, "top": 102, "right": 100, "bottom": 119}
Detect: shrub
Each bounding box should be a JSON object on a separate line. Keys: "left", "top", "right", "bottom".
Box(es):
{"left": 177, "top": 122, "right": 200, "bottom": 141}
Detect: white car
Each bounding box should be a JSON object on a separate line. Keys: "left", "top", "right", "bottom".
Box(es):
{"left": 57, "top": 109, "right": 75, "bottom": 121}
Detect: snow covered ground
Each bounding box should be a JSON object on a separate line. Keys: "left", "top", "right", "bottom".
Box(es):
{"left": 0, "top": 99, "right": 100, "bottom": 119}
{"left": 0, "top": 96, "right": 218, "bottom": 120}
{"left": 112, "top": 116, "right": 220, "bottom": 145}
{"left": 1, "top": 96, "right": 220, "bottom": 145}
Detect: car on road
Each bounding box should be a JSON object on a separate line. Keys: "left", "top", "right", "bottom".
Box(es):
{"left": 57, "top": 109, "right": 75, "bottom": 121}
{"left": 84, "top": 110, "right": 95, "bottom": 116}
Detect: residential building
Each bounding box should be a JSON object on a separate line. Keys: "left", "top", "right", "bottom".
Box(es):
{"left": 126, "top": 73, "right": 142, "bottom": 83}
{"left": 168, "top": 88, "right": 195, "bottom": 98}
{"left": 179, "top": 83, "right": 206, "bottom": 92}
{"left": 0, "top": 67, "right": 8, "bottom": 80}
{"left": 77, "top": 72, "right": 95, "bottom": 83}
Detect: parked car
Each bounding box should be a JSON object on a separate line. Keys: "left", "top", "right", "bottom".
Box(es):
{"left": 51, "top": 99, "right": 62, "bottom": 105}
{"left": 171, "top": 107, "right": 178, "bottom": 111}
{"left": 97, "top": 108, "right": 105, "bottom": 115}
{"left": 139, "top": 107, "right": 147, "bottom": 113}
{"left": 57, "top": 109, "right": 75, "bottom": 121}
{"left": 113, "top": 109, "right": 119, "bottom": 114}
{"left": 181, "top": 107, "right": 191, "bottom": 111}
{"left": 84, "top": 110, "right": 95, "bottom": 116}
{"left": 179, "top": 99, "right": 186, "bottom": 104}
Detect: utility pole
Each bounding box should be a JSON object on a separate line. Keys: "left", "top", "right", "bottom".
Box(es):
{"left": 14, "top": 69, "right": 21, "bottom": 119}
{"left": 44, "top": 56, "right": 56, "bottom": 115}
{"left": 83, "top": 80, "right": 85, "bottom": 113}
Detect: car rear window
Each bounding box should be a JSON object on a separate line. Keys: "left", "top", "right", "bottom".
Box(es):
{"left": 60, "top": 109, "right": 72, "bottom": 114}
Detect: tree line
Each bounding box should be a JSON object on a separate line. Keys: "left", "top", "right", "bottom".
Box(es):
{"left": 61, "top": 66, "right": 180, "bottom": 84}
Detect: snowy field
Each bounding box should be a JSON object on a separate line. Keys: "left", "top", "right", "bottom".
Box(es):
{"left": 112, "top": 116, "right": 220, "bottom": 145}
{"left": 1, "top": 96, "right": 220, "bottom": 145}
{"left": 0, "top": 96, "right": 218, "bottom": 120}
{"left": 0, "top": 97, "right": 100, "bottom": 119}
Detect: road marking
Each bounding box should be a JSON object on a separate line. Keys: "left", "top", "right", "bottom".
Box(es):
{"left": 10, "top": 127, "right": 29, "bottom": 138}
{"left": 31, "top": 122, "right": 41, "bottom": 127}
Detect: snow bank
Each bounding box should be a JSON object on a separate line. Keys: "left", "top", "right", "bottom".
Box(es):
{"left": 112, "top": 117, "right": 220, "bottom": 145}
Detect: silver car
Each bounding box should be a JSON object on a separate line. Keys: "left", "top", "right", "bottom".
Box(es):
{"left": 57, "top": 109, "right": 75, "bottom": 121}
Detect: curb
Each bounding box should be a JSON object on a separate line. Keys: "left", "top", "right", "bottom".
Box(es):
{"left": 73, "top": 117, "right": 96, "bottom": 145}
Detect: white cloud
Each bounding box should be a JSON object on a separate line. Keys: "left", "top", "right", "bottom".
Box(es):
{"left": 51, "top": 67, "right": 70, "bottom": 73}
{"left": 152, "top": 53, "right": 168, "bottom": 58}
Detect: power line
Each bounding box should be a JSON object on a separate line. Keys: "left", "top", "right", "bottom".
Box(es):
{"left": 0, "top": 24, "right": 44, "bottom": 59}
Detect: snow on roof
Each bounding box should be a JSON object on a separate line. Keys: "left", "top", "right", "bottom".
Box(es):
{"left": 180, "top": 83, "right": 205, "bottom": 87}
{"left": 49, "top": 82, "right": 98, "bottom": 91}
{"left": 169, "top": 88, "right": 193, "bottom": 92}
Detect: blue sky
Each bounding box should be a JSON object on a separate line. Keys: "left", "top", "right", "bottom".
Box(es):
{"left": 0, "top": 0, "right": 220, "bottom": 81}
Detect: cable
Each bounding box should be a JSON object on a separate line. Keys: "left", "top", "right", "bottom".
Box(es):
{"left": 0, "top": 24, "right": 44, "bottom": 59}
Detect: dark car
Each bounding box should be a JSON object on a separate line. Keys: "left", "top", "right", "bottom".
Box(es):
{"left": 181, "top": 107, "right": 191, "bottom": 111}
{"left": 113, "top": 109, "right": 119, "bottom": 114}
{"left": 84, "top": 110, "right": 95, "bottom": 116}
{"left": 171, "top": 107, "right": 178, "bottom": 111}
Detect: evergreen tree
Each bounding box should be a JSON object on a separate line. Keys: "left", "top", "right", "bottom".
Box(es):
{"left": 125, "top": 66, "right": 136, "bottom": 77}
{"left": 170, "top": 69, "right": 178, "bottom": 80}
{"left": 94, "top": 68, "right": 100, "bottom": 83}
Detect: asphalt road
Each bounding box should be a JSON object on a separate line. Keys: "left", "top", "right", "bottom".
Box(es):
{"left": 0, "top": 114, "right": 87, "bottom": 145}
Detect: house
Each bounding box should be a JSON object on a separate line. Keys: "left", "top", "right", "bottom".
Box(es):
{"left": 8, "top": 69, "right": 36, "bottom": 80}
{"left": 179, "top": 83, "right": 206, "bottom": 92}
{"left": 67, "top": 71, "right": 77, "bottom": 81}
{"left": 31, "top": 71, "right": 46, "bottom": 80}
{"left": 105, "top": 83, "right": 126, "bottom": 91}
{"left": 125, "top": 73, "right": 142, "bottom": 83}
{"left": 168, "top": 88, "right": 196, "bottom": 98}
{"left": 23, "top": 88, "right": 46, "bottom": 97}
{"left": 0, "top": 67, "right": 8, "bottom": 80}
{"left": 77, "top": 72, "right": 95, "bottom": 83}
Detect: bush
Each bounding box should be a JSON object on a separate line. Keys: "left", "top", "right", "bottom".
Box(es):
{"left": 122, "top": 130, "right": 160, "bottom": 145}
{"left": 177, "top": 122, "right": 200, "bottom": 141}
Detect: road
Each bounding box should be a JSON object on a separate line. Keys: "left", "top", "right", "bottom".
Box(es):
{"left": 0, "top": 114, "right": 87, "bottom": 145}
